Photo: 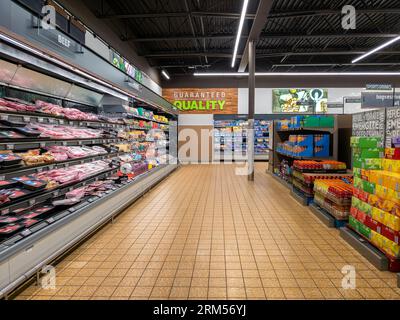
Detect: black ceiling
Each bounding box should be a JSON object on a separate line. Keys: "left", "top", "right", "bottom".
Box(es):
{"left": 81, "top": 0, "right": 400, "bottom": 75}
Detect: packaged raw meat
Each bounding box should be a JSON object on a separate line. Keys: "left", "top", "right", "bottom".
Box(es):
{"left": 66, "top": 187, "right": 86, "bottom": 200}
{"left": 52, "top": 198, "right": 82, "bottom": 206}
{"left": 0, "top": 224, "right": 23, "bottom": 237}
{"left": 6, "top": 188, "right": 29, "bottom": 200}
{"left": 0, "top": 130, "right": 26, "bottom": 139}
{"left": 20, "top": 179, "right": 47, "bottom": 191}
{"left": 0, "top": 153, "right": 22, "bottom": 166}
{"left": 0, "top": 193, "right": 10, "bottom": 205}
{"left": 13, "top": 127, "right": 41, "bottom": 137}
{"left": 0, "top": 216, "right": 20, "bottom": 224}
{"left": 21, "top": 219, "right": 39, "bottom": 228}
{"left": 0, "top": 180, "right": 19, "bottom": 189}
{"left": 0, "top": 119, "right": 26, "bottom": 127}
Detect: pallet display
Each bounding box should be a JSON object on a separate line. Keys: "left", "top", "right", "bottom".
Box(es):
{"left": 343, "top": 136, "right": 400, "bottom": 272}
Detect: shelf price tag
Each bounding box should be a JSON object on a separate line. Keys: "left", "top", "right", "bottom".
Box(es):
{"left": 53, "top": 190, "right": 59, "bottom": 197}
{"left": 38, "top": 117, "right": 44, "bottom": 123}
{"left": 29, "top": 199, "right": 36, "bottom": 206}
{"left": 62, "top": 141, "right": 68, "bottom": 146}
{"left": 6, "top": 144, "right": 14, "bottom": 150}
{"left": 40, "top": 142, "right": 46, "bottom": 148}
{"left": 48, "top": 118, "right": 55, "bottom": 124}
{"left": 59, "top": 120, "right": 64, "bottom": 125}
{"left": 0, "top": 115, "right": 8, "bottom": 121}
{"left": 23, "top": 116, "right": 30, "bottom": 122}
{"left": 36, "top": 168, "right": 43, "bottom": 173}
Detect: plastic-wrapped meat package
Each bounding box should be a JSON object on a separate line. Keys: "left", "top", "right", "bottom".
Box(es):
{"left": 46, "top": 146, "right": 69, "bottom": 161}
{"left": 91, "top": 146, "right": 107, "bottom": 154}
{"left": 79, "top": 146, "right": 99, "bottom": 156}
{"left": 65, "top": 147, "right": 88, "bottom": 159}
{"left": 66, "top": 187, "right": 87, "bottom": 200}
{"left": 63, "top": 108, "right": 99, "bottom": 121}
{"left": 28, "top": 124, "right": 74, "bottom": 139}
{"left": 36, "top": 100, "right": 64, "bottom": 116}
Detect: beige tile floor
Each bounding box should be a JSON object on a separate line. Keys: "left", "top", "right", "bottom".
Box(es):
{"left": 16, "top": 163, "right": 400, "bottom": 300}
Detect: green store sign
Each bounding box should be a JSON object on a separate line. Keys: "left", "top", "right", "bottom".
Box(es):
{"left": 112, "top": 52, "right": 143, "bottom": 84}
{"left": 173, "top": 100, "right": 226, "bottom": 111}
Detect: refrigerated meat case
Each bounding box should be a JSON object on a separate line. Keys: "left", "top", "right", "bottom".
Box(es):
{"left": 0, "top": 35, "right": 178, "bottom": 298}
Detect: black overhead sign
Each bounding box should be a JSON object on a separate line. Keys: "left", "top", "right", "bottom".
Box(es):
{"left": 361, "top": 92, "right": 400, "bottom": 109}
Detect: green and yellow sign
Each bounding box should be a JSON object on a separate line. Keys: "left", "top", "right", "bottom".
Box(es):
{"left": 163, "top": 88, "right": 238, "bottom": 114}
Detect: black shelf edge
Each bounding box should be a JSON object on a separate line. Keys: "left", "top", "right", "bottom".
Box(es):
{"left": 0, "top": 138, "right": 128, "bottom": 151}
{"left": 0, "top": 112, "right": 170, "bottom": 131}
{"left": 340, "top": 226, "right": 389, "bottom": 271}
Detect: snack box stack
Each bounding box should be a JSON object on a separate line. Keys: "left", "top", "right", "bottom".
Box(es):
{"left": 291, "top": 160, "right": 350, "bottom": 197}
{"left": 349, "top": 136, "right": 400, "bottom": 270}
{"left": 313, "top": 178, "right": 353, "bottom": 220}
{"left": 277, "top": 134, "right": 330, "bottom": 158}
{"left": 276, "top": 116, "right": 335, "bottom": 131}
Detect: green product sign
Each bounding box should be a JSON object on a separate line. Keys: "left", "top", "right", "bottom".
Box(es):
{"left": 173, "top": 100, "right": 226, "bottom": 111}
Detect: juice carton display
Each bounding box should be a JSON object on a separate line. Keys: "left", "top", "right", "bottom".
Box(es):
{"left": 296, "top": 135, "right": 313, "bottom": 147}
{"left": 385, "top": 148, "right": 400, "bottom": 160}
{"left": 350, "top": 137, "right": 383, "bottom": 149}
{"left": 319, "top": 116, "right": 335, "bottom": 128}
{"left": 314, "top": 144, "right": 330, "bottom": 158}
{"left": 303, "top": 116, "right": 320, "bottom": 128}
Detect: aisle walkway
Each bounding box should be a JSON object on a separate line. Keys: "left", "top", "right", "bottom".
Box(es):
{"left": 17, "top": 164, "right": 400, "bottom": 300}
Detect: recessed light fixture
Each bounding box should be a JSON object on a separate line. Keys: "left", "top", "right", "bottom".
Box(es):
{"left": 232, "top": 0, "right": 249, "bottom": 68}
{"left": 161, "top": 70, "right": 170, "bottom": 80}
{"left": 352, "top": 36, "right": 400, "bottom": 63}
{"left": 193, "top": 72, "right": 400, "bottom": 76}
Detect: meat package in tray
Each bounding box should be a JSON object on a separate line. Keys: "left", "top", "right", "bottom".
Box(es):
{"left": 12, "top": 176, "right": 47, "bottom": 191}
{"left": 20, "top": 205, "right": 55, "bottom": 220}
{"left": 0, "top": 223, "right": 23, "bottom": 238}
{"left": 0, "top": 153, "right": 23, "bottom": 167}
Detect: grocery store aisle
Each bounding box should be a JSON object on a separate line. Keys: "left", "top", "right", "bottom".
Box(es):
{"left": 17, "top": 164, "right": 400, "bottom": 300}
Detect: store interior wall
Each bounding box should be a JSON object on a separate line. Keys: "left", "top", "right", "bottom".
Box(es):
{"left": 56, "top": 0, "right": 162, "bottom": 90}
{"left": 173, "top": 81, "right": 384, "bottom": 163}
{"left": 178, "top": 115, "right": 213, "bottom": 163}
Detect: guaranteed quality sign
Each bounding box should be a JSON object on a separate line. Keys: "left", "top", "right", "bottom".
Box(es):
{"left": 163, "top": 88, "right": 238, "bottom": 114}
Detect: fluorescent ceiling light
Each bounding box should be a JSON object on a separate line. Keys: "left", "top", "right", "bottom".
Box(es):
{"left": 161, "top": 70, "right": 170, "bottom": 80}
{"left": 232, "top": 0, "right": 249, "bottom": 68}
{"left": 194, "top": 72, "right": 400, "bottom": 76}
{"left": 352, "top": 36, "right": 400, "bottom": 63}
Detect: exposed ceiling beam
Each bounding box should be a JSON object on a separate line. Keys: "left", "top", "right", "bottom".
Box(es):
{"left": 144, "top": 50, "right": 400, "bottom": 59}
{"left": 99, "top": 11, "right": 256, "bottom": 20}
{"left": 128, "top": 32, "right": 398, "bottom": 42}
{"left": 129, "top": 35, "right": 240, "bottom": 42}
{"left": 272, "top": 62, "right": 400, "bottom": 67}
{"left": 238, "top": 0, "right": 274, "bottom": 72}
{"left": 269, "top": 8, "right": 400, "bottom": 19}
{"left": 144, "top": 52, "right": 242, "bottom": 58}
{"left": 257, "top": 50, "right": 400, "bottom": 58}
